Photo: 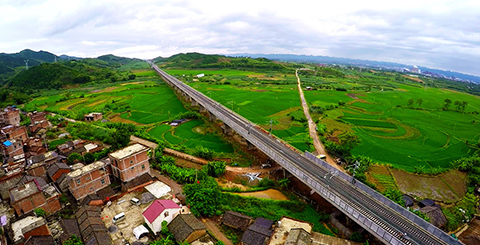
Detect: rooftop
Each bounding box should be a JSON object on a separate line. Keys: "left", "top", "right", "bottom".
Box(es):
{"left": 109, "top": 143, "right": 148, "bottom": 160}
{"left": 143, "top": 199, "right": 180, "bottom": 223}
{"left": 10, "top": 180, "right": 40, "bottom": 202}
{"left": 12, "top": 216, "right": 45, "bottom": 242}
{"left": 67, "top": 160, "right": 108, "bottom": 178}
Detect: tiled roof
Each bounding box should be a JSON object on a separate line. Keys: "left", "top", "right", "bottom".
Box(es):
{"left": 143, "top": 199, "right": 180, "bottom": 223}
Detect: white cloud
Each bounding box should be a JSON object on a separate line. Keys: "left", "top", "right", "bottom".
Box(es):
{"left": 0, "top": 0, "right": 479, "bottom": 75}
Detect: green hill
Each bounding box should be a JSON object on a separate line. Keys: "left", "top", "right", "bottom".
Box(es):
{"left": 0, "top": 49, "right": 58, "bottom": 82}
{"left": 154, "top": 52, "right": 295, "bottom": 71}
{"left": 8, "top": 63, "right": 91, "bottom": 89}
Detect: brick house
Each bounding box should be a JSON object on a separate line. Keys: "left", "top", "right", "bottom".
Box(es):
{"left": 11, "top": 216, "right": 51, "bottom": 245}
{"left": 109, "top": 143, "right": 150, "bottom": 182}
{"left": 75, "top": 206, "right": 111, "bottom": 245}
{"left": 57, "top": 139, "right": 86, "bottom": 157}
{"left": 1, "top": 139, "right": 25, "bottom": 169}
{"left": 0, "top": 106, "right": 20, "bottom": 127}
{"left": 84, "top": 113, "right": 103, "bottom": 122}
{"left": 28, "top": 121, "right": 50, "bottom": 134}
{"left": 67, "top": 160, "right": 111, "bottom": 200}
{"left": 47, "top": 162, "right": 71, "bottom": 182}
{"left": 9, "top": 180, "right": 61, "bottom": 216}
{"left": 0, "top": 125, "right": 28, "bottom": 142}
{"left": 25, "top": 151, "right": 58, "bottom": 177}
{"left": 143, "top": 199, "right": 182, "bottom": 234}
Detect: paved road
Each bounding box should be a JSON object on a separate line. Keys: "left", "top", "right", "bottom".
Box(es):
{"left": 295, "top": 69, "right": 343, "bottom": 171}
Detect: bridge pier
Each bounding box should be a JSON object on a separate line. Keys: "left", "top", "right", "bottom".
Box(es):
{"left": 246, "top": 141, "right": 256, "bottom": 151}
{"left": 208, "top": 112, "right": 217, "bottom": 122}
{"left": 221, "top": 124, "right": 233, "bottom": 135}
{"left": 199, "top": 105, "right": 207, "bottom": 113}
{"left": 191, "top": 100, "right": 198, "bottom": 107}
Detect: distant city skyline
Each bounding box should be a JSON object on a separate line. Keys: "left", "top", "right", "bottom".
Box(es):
{"left": 1, "top": 0, "right": 479, "bottom": 76}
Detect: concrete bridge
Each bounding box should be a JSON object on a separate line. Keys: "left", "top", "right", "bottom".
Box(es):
{"left": 149, "top": 62, "right": 462, "bottom": 245}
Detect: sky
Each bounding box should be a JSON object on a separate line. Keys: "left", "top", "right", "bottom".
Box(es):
{"left": 1, "top": 0, "right": 479, "bottom": 75}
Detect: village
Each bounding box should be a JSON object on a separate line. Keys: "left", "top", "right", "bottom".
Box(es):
{"left": 0, "top": 106, "right": 366, "bottom": 245}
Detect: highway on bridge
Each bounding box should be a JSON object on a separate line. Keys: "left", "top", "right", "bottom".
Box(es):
{"left": 149, "top": 62, "right": 461, "bottom": 245}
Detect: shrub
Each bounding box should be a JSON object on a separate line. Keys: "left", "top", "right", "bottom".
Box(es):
{"left": 205, "top": 161, "right": 226, "bottom": 177}
{"left": 67, "top": 153, "right": 82, "bottom": 164}
{"left": 34, "top": 208, "right": 46, "bottom": 217}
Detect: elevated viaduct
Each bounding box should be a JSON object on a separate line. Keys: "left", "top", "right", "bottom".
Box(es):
{"left": 149, "top": 62, "right": 462, "bottom": 245}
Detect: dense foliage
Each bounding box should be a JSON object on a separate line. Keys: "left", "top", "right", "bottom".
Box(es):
{"left": 155, "top": 53, "right": 292, "bottom": 71}
{"left": 183, "top": 177, "right": 223, "bottom": 216}
{"left": 452, "top": 154, "right": 480, "bottom": 193}
{"left": 63, "top": 235, "right": 84, "bottom": 245}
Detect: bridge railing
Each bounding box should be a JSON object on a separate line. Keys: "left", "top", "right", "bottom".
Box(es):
{"left": 305, "top": 152, "right": 461, "bottom": 244}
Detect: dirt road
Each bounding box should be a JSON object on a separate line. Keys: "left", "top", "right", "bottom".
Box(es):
{"left": 295, "top": 69, "right": 344, "bottom": 171}
{"left": 201, "top": 217, "right": 233, "bottom": 245}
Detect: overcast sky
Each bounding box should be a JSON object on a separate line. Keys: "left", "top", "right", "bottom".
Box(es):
{"left": 1, "top": 0, "right": 479, "bottom": 75}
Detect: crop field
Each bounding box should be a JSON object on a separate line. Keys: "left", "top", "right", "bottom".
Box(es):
{"left": 148, "top": 120, "right": 234, "bottom": 153}
{"left": 391, "top": 169, "right": 467, "bottom": 202}
{"left": 23, "top": 78, "right": 234, "bottom": 153}
{"left": 165, "top": 67, "right": 480, "bottom": 171}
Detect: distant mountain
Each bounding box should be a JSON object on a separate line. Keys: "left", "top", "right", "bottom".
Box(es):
{"left": 0, "top": 49, "right": 59, "bottom": 82}
{"left": 0, "top": 49, "right": 144, "bottom": 86}
{"left": 231, "top": 53, "right": 480, "bottom": 84}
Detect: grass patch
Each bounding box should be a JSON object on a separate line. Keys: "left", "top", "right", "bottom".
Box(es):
{"left": 222, "top": 193, "right": 334, "bottom": 235}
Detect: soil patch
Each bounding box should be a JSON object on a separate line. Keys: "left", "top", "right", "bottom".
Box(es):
{"left": 391, "top": 169, "right": 466, "bottom": 203}
{"left": 235, "top": 189, "right": 288, "bottom": 200}
{"left": 121, "top": 82, "right": 144, "bottom": 86}
{"left": 403, "top": 75, "right": 424, "bottom": 83}
{"left": 91, "top": 87, "right": 118, "bottom": 93}
{"left": 254, "top": 89, "right": 268, "bottom": 92}
{"left": 108, "top": 114, "right": 145, "bottom": 125}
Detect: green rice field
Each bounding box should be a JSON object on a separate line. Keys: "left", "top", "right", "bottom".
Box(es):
{"left": 148, "top": 120, "right": 234, "bottom": 153}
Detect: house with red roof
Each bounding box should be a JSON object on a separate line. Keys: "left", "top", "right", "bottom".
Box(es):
{"left": 143, "top": 199, "right": 181, "bottom": 234}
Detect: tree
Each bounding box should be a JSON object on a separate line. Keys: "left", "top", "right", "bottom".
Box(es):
{"left": 383, "top": 189, "right": 405, "bottom": 206}
{"left": 444, "top": 99, "right": 452, "bottom": 110}
{"left": 161, "top": 220, "right": 170, "bottom": 236}
{"left": 407, "top": 98, "right": 414, "bottom": 107}
{"left": 63, "top": 235, "right": 83, "bottom": 245}
{"left": 338, "top": 132, "right": 361, "bottom": 153}
{"left": 67, "top": 153, "right": 82, "bottom": 164}
{"left": 83, "top": 152, "right": 95, "bottom": 164}
{"left": 454, "top": 100, "right": 462, "bottom": 111}
{"left": 183, "top": 177, "right": 222, "bottom": 217}
{"left": 462, "top": 101, "right": 468, "bottom": 112}
{"left": 34, "top": 208, "right": 46, "bottom": 217}
{"left": 278, "top": 178, "right": 290, "bottom": 189}
{"left": 205, "top": 161, "right": 226, "bottom": 177}
{"left": 417, "top": 98, "right": 423, "bottom": 107}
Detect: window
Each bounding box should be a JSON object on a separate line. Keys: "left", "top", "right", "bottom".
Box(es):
{"left": 90, "top": 187, "right": 93, "bottom": 191}
{"left": 141, "top": 165, "right": 145, "bottom": 170}
{"left": 86, "top": 177, "right": 90, "bottom": 180}
{"left": 130, "top": 160, "right": 134, "bottom": 165}
{"left": 131, "top": 167, "right": 134, "bottom": 170}
{"left": 164, "top": 211, "right": 169, "bottom": 217}
{"left": 77, "top": 179, "right": 81, "bottom": 184}
{"left": 101, "top": 179, "right": 105, "bottom": 185}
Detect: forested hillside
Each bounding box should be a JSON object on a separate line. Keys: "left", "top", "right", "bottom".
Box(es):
{"left": 154, "top": 52, "right": 299, "bottom": 71}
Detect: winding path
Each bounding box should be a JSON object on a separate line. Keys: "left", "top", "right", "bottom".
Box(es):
{"left": 295, "top": 69, "right": 343, "bottom": 171}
